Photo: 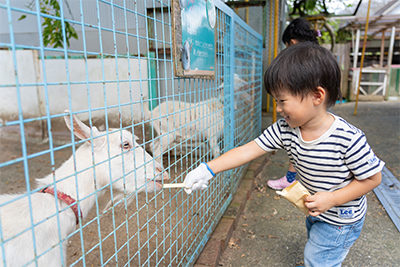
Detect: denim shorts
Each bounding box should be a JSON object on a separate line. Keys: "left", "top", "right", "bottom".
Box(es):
{"left": 304, "top": 215, "right": 365, "bottom": 267}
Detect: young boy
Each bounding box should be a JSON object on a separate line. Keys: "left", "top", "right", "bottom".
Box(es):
{"left": 183, "top": 42, "right": 384, "bottom": 266}
{"left": 268, "top": 17, "right": 320, "bottom": 190}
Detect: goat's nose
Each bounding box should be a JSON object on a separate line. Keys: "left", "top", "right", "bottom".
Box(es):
{"left": 163, "top": 171, "right": 170, "bottom": 180}
{"left": 156, "top": 167, "right": 170, "bottom": 180}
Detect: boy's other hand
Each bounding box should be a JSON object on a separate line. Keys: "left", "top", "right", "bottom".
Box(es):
{"left": 183, "top": 163, "right": 215, "bottom": 194}
{"left": 304, "top": 191, "right": 336, "bottom": 216}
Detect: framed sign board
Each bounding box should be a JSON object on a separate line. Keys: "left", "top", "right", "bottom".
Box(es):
{"left": 171, "top": 0, "right": 216, "bottom": 79}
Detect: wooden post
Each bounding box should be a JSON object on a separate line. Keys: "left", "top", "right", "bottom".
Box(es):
{"left": 351, "top": 29, "right": 360, "bottom": 100}
{"left": 384, "top": 26, "right": 396, "bottom": 100}
{"left": 379, "top": 30, "right": 386, "bottom": 67}
{"left": 353, "top": 29, "right": 360, "bottom": 70}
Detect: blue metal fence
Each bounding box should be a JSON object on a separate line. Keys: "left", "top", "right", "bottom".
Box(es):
{"left": 0, "top": 0, "right": 263, "bottom": 266}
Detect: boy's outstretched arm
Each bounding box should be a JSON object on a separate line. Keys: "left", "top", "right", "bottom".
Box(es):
{"left": 304, "top": 172, "right": 382, "bottom": 216}
{"left": 208, "top": 141, "right": 266, "bottom": 174}
{"left": 183, "top": 141, "right": 267, "bottom": 194}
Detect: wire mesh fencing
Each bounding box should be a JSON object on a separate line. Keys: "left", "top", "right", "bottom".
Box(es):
{"left": 0, "top": 0, "right": 263, "bottom": 266}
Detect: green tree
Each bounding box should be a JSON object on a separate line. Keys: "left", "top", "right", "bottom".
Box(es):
{"left": 19, "top": 0, "right": 78, "bottom": 48}
{"left": 289, "top": 0, "right": 330, "bottom": 16}
{"left": 287, "top": 0, "right": 356, "bottom": 48}
{"left": 288, "top": 0, "right": 356, "bottom": 17}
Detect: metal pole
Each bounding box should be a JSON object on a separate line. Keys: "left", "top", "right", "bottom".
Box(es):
{"left": 354, "top": 0, "right": 372, "bottom": 116}
{"left": 267, "top": 0, "right": 274, "bottom": 113}
{"left": 245, "top": 0, "right": 249, "bottom": 23}
{"left": 262, "top": 0, "right": 267, "bottom": 47}
{"left": 272, "top": 0, "right": 279, "bottom": 122}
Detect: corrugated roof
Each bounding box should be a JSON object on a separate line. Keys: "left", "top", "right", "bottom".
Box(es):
{"left": 330, "top": 0, "right": 400, "bottom": 39}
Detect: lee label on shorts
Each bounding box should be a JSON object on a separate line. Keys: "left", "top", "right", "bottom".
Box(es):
{"left": 338, "top": 207, "right": 355, "bottom": 219}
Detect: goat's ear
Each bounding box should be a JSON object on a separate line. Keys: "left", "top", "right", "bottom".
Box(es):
{"left": 64, "top": 110, "right": 100, "bottom": 142}
{"left": 132, "top": 135, "right": 140, "bottom": 147}
{"left": 92, "top": 126, "right": 100, "bottom": 137}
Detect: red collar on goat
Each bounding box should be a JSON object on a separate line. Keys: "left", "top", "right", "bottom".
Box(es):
{"left": 41, "top": 187, "right": 82, "bottom": 225}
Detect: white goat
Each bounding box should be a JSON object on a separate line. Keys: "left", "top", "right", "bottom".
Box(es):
{"left": 143, "top": 74, "right": 249, "bottom": 162}
{"left": 145, "top": 97, "right": 224, "bottom": 160}
{"left": 0, "top": 112, "right": 168, "bottom": 267}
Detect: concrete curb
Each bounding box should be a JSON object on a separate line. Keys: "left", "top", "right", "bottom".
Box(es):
{"left": 194, "top": 155, "right": 269, "bottom": 267}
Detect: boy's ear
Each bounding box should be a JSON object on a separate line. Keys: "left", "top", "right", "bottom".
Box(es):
{"left": 313, "top": 86, "right": 326, "bottom": 106}
{"left": 290, "top": 39, "right": 298, "bottom": 46}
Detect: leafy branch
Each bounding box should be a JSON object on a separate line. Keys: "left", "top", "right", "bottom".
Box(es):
{"left": 287, "top": 0, "right": 356, "bottom": 44}
{"left": 19, "top": 0, "right": 78, "bottom": 48}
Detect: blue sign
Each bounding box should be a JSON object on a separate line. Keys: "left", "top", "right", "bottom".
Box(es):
{"left": 179, "top": 0, "right": 215, "bottom": 75}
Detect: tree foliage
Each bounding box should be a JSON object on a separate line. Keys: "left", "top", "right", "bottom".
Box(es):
{"left": 287, "top": 0, "right": 356, "bottom": 44}
{"left": 289, "top": 0, "right": 330, "bottom": 16}
{"left": 19, "top": 0, "right": 78, "bottom": 48}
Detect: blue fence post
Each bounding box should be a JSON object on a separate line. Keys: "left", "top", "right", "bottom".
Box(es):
{"left": 228, "top": 16, "right": 236, "bottom": 153}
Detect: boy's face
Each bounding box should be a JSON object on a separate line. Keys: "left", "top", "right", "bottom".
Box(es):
{"left": 273, "top": 89, "right": 316, "bottom": 129}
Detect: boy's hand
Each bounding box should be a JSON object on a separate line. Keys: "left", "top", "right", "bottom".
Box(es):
{"left": 304, "top": 191, "right": 336, "bottom": 217}
{"left": 183, "top": 163, "right": 215, "bottom": 194}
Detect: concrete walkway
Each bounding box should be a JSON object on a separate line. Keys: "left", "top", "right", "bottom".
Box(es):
{"left": 195, "top": 101, "right": 400, "bottom": 267}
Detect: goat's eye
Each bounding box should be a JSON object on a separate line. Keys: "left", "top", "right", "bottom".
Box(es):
{"left": 122, "top": 141, "right": 131, "bottom": 150}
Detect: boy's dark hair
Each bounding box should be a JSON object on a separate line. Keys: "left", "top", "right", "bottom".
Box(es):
{"left": 264, "top": 42, "right": 341, "bottom": 107}
{"left": 282, "top": 18, "right": 318, "bottom": 45}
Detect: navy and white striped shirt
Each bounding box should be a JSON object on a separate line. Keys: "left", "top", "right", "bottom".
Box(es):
{"left": 255, "top": 114, "right": 385, "bottom": 225}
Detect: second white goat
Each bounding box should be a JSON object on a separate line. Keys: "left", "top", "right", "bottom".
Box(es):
{"left": 144, "top": 95, "right": 224, "bottom": 161}
{"left": 143, "top": 74, "right": 250, "bottom": 162}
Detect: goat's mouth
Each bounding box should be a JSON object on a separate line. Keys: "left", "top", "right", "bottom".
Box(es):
{"left": 144, "top": 178, "right": 163, "bottom": 191}
{"left": 151, "top": 167, "right": 169, "bottom": 189}
{"left": 155, "top": 179, "right": 163, "bottom": 188}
